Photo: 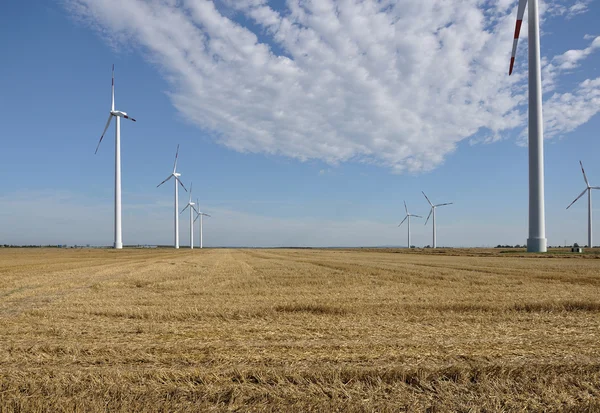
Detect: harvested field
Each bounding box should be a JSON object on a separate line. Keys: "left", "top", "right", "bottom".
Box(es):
{"left": 1, "top": 247, "right": 600, "bottom": 412}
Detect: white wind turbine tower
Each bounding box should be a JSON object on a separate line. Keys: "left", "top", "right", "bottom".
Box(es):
{"left": 509, "top": 0, "right": 547, "bottom": 252}
{"left": 193, "top": 199, "right": 211, "bottom": 249}
{"left": 94, "top": 65, "right": 136, "bottom": 249}
{"left": 180, "top": 183, "right": 196, "bottom": 249}
{"left": 566, "top": 161, "right": 600, "bottom": 248}
{"left": 423, "top": 192, "right": 453, "bottom": 249}
{"left": 398, "top": 201, "right": 422, "bottom": 248}
{"left": 156, "top": 144, "right": 187, "bottom": 249}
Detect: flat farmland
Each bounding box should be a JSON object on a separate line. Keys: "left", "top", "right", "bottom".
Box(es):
{"left": 1, "top": 248, "right": 600, "bottom": 412}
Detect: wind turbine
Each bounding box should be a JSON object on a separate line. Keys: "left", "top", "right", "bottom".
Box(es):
{"left": 509, "top": 0, "right": 547, "bottom": 252}
{"left": 193, "top": 199, "right": 211, "bottom": 249}
{"left": 180, "top": 183, "right": 195, "bottom": 249}
{"left": 398, "top": 201, "right": 421, "bottom": 248}
{"left": 94, "top": 65, "right": 136, "bottom": 249}
{"left": 157, "top": 144, "right": 187, "bottom": 249}
{"left": 423, "top": 192, "right": 452, "bottom": 249}
{"left": 566, "top": 161, "right": 600, "bottom": 248}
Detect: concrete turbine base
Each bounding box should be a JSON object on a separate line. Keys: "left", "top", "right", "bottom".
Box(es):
{"left": 527, "top": 237, "right": 547, "bottom": 253}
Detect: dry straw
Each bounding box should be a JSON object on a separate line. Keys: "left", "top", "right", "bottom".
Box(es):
{"left": 1, "top": 247, "right": 599, "bottom": 411}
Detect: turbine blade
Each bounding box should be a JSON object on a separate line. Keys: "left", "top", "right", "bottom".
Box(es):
{"left": 436, "top": 202, "right": 453, "bottom": 207}
{"left": 398, "top": 216, "right": 408, "bottom": 227}
{"left": 180, "top": 204, "right": 189, "bottom": 214}
{"left": 123, "top": 115, "right": 136, "bottom": 122}
{"left": 566, "top": 188, "right": 587, "bottom": 209}
{"left": 156, "top": 174, "right": 173, "bottom": 188}
{"left": 192, "top": 205, "right": 199, "bottom": 215}
{"left": 412, "top": 214, "right": 423, "bottom": 218}
{"left": 422, "top": 191, "right": 433, "bottom": 206}
{"left": 194, "top": 215, "right": 199, "bottom": 223}
{"left": 404, "top": 201, "right": 408, "bottom": 215}
{"left": 176, "top": 177, "right": 188, "bottom": 192}
{"left": 173, "top": 144, "right": 180, "bottom": 173}
{"left": 95, "top": 114, "right": 113, "bottom": 154}
{"left": 424, "top": 208, "right": 433, "bottom": 225}
{"left": 509, "top": 0, "right": 528, "bottom": 75}
{"left": 592, "top": 187, "right": 600, "bottom": 190}
{"left": 580, "top": 161, "right": 590, "bottom": 187}
{"left": 111, "top": 64, "right": 115, "bottom": 111}
{"left": 203, "top": 213, "right": 211, "bottom": 217}
{"left": 188, "top": 182, "right": 193, "bottom": 202}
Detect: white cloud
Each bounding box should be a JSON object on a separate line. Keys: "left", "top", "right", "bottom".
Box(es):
{"left": 567, "top": 0, "right": 591, "bottom": 17}
{"left": 534, "top": 35, "right": 600, "bottom": 141}
{"left": 63, "top": 0, "right": 600, "bottom": 172}
{"left": 544, "top": 77, "right": 600, "bottom": 138}
{"left": 541, "top": 0, "right": 591, "bottom": 18}
{"left": 553, "top": 35, "right": 600, "bottom": 70}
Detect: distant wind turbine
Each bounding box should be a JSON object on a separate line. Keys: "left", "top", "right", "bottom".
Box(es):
{"left": 157, "top": 144, "right": 187, "bottom": 249}
{"left": 566, "top": 161, "right": 600, "bottom": 248}
{"left": 398, "top": 201, "right": 421, "bottom": 248}
{"left": 180, "top": 183, "right": 196, "bottom": 249}
{"left": 509, "top": 0, "right": 547, "bottom": 252}
{"left": 94, "top": 65, "right": 136, "bottom": 249}
{"left": 423, "top": 192, "right": 453, "bottom": 249}
{"left": 193, "top": 199, "right": 211, "bottom": 249}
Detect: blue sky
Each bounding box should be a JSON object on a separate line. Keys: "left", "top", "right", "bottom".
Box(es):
{"left": 1, "top": 0, "right": 599, "bottom": 247}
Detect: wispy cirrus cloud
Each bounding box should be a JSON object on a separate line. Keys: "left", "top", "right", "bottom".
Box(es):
{"left": 541, "top": 35, "right": 600, "bottom": 109}
{"left": 63, "top": 0, "right": 600, "bottom": 172}
{"left": 568, "top": 1, "right": 591, "bottom": 16}
{"left": 554, "top": 35, "right": 600, "bottom": 70}
{"left": 544, "top": 77, "right": 600, "bottom": 138}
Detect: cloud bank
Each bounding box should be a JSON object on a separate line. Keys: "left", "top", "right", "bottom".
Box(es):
{"left": 64, "top": 0, "right": 600, "bottom": 172}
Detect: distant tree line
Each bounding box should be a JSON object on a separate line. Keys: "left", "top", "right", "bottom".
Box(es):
{"left": 1, "top": 244, "right": 67, "bottom": 248}
{"left": 495, "top": 243, "right": 598, "bottom": 249}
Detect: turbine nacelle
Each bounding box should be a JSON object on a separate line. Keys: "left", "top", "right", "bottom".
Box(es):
{"left": 194, "top": 198, "right": 211, "bottom": 223}
{"left": 180, "top": 182, "right": 195, "bottom": 214}
{"left": 398, "top": 201, "right": 422, "bottom": 227}
{"left": 194, "top": 211, "right": 211, "bottom": 222}
{"left": 94, "top": 65, "right": 137, "bottom": 155}
{"left": 422, "top": 192, "right": 453, "bottom": 226}
{"left": 566, "top": 161, "right": 599, "bottom": 210}
{"left": 157, "top": 145, "right": 187, "bottom": 192}
{"left": 110, "top": 110, "right": 136, "bottom": 121}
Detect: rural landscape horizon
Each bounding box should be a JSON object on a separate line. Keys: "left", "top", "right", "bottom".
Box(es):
{"left": 2, "top": 0, "right": 600, "bottom": 411}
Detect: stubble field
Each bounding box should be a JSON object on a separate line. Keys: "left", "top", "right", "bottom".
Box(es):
{"left": 1, "top": 247, "right": 600, "bottom": 412}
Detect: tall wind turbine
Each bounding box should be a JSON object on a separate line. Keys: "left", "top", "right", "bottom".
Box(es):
{"left": 94, "top": 65, "right": 136, "bottom": 249}
{"left": 509, "top": 0, "right": 547, "bottom": 252}
{"left": 194, "top": 199, "right": 211, "bottom": 249}
{"left": 398, "top": 201, "right": 421, "bottom": 248}
{"left": 423, "top": 192, "right": 452, "bottom": 249}
{"left": 566, "top": 161, "right": 600, "bottom": 248}
{"left": 157, "top": 144, "right": 187, "bottom": 249}
{"left": 180, "top": 183, "right": 195, "bottom": 249}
